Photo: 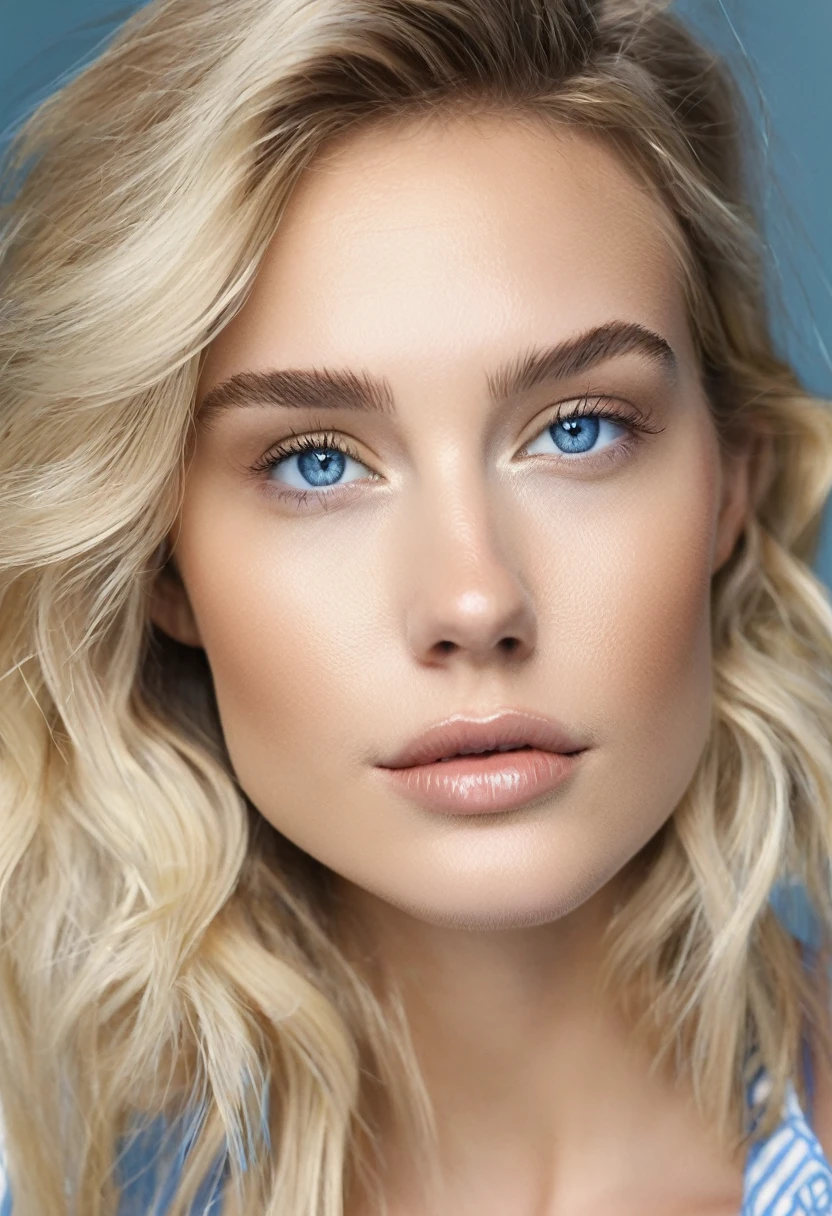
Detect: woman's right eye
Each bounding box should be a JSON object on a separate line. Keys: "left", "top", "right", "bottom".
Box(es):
{"left": 263, "top": 441, "right": 372, "bottom": 491}
{"left": 248, "top": 430, "right": 379, "bottom": 507}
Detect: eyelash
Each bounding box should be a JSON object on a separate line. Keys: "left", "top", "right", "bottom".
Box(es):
{"left": 248, "top": 396, "right": 666, "bottom": 510}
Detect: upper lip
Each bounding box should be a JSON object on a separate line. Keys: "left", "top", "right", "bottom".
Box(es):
{"left": 378, "top": 708, "right": 590, "bottom": 769}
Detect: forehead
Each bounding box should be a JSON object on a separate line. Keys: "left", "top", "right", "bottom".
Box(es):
{"left": 203, "top": 112, "right": 693, "bottom": 385}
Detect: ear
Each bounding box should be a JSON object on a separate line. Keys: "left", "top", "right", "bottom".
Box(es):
{"left": 712, "top": 435, "right": 754, "bottom": 575}
{"left": 148, "top": 548, "right": 204, "bottom": 648}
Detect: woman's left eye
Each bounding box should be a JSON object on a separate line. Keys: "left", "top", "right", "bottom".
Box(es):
{"left": 250, "top": 399, "right": 662, "bottom": 508}
{"left": 522, "top": 403, "right": 642, "bottom": 463}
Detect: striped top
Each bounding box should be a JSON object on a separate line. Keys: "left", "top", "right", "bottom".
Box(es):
{"left": 743, "top": 1032, "right": 832, "bottom": 1215}
{"left": 0, "top": 880, "right": 829, "bottom": 1215}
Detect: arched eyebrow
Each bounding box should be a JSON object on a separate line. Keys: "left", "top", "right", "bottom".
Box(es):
{"left": 196, "top": 319, "right": 677, "bottom": 431}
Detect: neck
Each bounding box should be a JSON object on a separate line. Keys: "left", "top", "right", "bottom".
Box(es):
{"left": 334, "top": 875, "right": 745, "bottom": 1216}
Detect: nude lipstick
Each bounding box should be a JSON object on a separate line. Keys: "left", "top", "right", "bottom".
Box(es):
{"left": 376, "top": 708, "right": 589, "bottom": 815}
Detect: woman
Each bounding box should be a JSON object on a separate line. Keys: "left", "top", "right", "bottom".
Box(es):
{"left": 1, "top": 0, "right": 832, "bottom": 1213}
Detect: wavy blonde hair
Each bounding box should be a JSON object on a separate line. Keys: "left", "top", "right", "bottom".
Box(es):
{"left": 2, "top": 0, "right": 832, "bottom": 1212}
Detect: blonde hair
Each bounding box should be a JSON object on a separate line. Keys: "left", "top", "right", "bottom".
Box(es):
{"left": 2, "top": 0, "right": 832, "bottom": 1212}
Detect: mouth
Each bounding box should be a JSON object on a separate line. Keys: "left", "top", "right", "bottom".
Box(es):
{"left": 377, "top": 744, "right": 584, "bottom": 815}
{"left": 434, "top": 743, "right": 537, "bottom": 763}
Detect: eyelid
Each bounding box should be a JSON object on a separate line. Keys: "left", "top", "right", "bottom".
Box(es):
{"left": 532, "top": 392, "right": 662, "bottom": 436}
{"left": 248, "top": 426, "right": 368, "bottom": 476}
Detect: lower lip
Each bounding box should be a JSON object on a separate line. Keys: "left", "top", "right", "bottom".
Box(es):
{"left": 377, "top": 748, "right": 586, "bottom": 815}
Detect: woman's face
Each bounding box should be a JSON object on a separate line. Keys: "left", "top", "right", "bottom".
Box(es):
{"left": 151, "top": 113, "right": 749, "bottom": 930}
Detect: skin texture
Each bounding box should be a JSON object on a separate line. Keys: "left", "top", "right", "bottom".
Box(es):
{"left": 151, "top": 113, "right": 756, "bottom": 1213}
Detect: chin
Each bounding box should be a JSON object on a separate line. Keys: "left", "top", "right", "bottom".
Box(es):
{"left": 374, "top": 884, "right": 597, "bottom": 932}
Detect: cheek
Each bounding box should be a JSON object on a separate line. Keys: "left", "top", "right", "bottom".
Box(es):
{"left": 550, "top": 426, "right": 720, "bottom": 803}
{"left": 579, "top": 493, "right": 715, "bottom": 717}
{"left": 173, "top": 485, "right": 382, "bottom": 780}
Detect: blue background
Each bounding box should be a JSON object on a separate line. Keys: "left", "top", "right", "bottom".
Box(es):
{"left": 2, "top": 0, "right": 831, "bottom": 583}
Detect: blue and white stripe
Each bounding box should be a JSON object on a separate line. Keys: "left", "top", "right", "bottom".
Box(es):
{"left": 743, "top": 1052, "right": 832, "bottom": 1214}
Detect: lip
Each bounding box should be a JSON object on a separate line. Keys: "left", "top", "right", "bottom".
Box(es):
{"left": 377, "top": 708, "right": 589, "bottom": 769}
{"left": 375, "top": 708, "right": 590, "bottom": 816}
{"left": 378, "top": 748, "right": 585, "bottom": 815}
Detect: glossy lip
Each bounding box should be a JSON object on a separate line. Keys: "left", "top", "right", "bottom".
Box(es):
{"left": 376, "top": 708, "right": 590, "bottom": 769}
{"left": 378, "top": 747, "right": 585, "bottom": 815}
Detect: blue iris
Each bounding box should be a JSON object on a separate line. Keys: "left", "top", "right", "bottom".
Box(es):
{"left": 550, "top": 415, "right": 600, "bottom": 454}
{"left": 297, "top": 449, "right": 346, "bottom": 487}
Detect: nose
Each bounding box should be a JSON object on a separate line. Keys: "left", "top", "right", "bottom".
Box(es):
{"left": 403, "top": 486, "right": 538, "bottom": 668}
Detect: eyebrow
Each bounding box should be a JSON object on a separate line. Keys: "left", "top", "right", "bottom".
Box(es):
{"left": 196, "top": 320, "right": 677, "bottom": 430}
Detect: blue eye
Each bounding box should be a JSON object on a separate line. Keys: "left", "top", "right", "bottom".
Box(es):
{"left": 250, "top": 429, "right": 375, "bottom": 500}
{"left": 525, "top": 410, "right": 630, "bottom": 458}
{"left": 269, "top": 442, "right": 369, "bottom": 490}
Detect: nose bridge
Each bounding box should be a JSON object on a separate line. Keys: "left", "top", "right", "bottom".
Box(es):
{"left": 402, "top": 458, "right": 538, "bottom": 664}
